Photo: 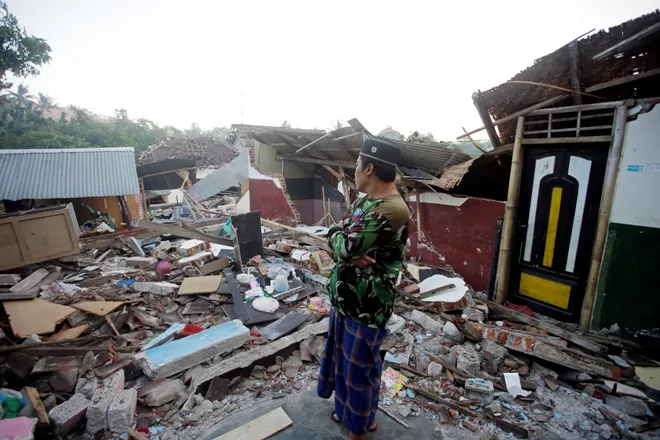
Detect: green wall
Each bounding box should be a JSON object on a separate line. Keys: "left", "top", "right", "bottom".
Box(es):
{"left": 592, "top": 222, "right": 660, "bottom": 331}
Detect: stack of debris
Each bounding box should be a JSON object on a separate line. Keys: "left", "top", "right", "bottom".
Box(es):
{"left": 0, "top": 213, "right": 333, "bottom": 439}
{"left": 0, "top": 209, "right": 658, "bottom": 439}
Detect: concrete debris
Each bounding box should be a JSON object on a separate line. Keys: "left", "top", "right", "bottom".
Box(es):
{"left": 0, "top": 207, "right": 654, "bottom": 440}
{"left": 107, "top": 388, "right": 137, "bottom": 433}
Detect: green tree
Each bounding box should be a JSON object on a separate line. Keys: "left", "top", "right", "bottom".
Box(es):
{"left": 377, "top": 126, "right": 404, "bottom": 141}
{"left": 0, "top": 1, "right": 51, "bottom": 90}
{"left": 10, "top": 83, "right": 34, "bottom": 108}
{"left": 280, "top": 120, "right": 291, "bottom": 128}
{"left": 406, "top": 130, "right": 436, "bottom": 144}
{"left": 37, "top": 92, "right": 54, "bottom": 112}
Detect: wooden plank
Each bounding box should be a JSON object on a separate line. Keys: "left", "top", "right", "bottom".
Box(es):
{"left": 73, "top": 301, "right": 124, "bottom": 316}
{"left": 50, "top": 324, "right": 90, "bottom": 341}
{"left": 480, "top": 298, "right": 607, "bottom": 354}
{"left": 78, "top": 274, "right": 121, "bottom": 288}
{"left": 25, "top": 386, "right": 49, "bottom": 426}
{"left": 3, "top": 299, "right": 76, "bottom": 338}
{"left": 199, "top": 257, "right": 231, "bottom": 276}
{"left": 528, "top": 101, "right": 625, "bottom": 115}
{"left": 522, "top": 136, "right": 612, "bottom": 145}
{"left": 212, "top": 407, "right": 292, "bottom": 440}
{"left": 457, "top": 94, "right": 569, "bottom": 140}
{"left": 0, "top": 291, "right": 38, "bottom": 300}
{"left": 568, "top": 41, "right": 582, "bottom": 105}
{"left": 472, "top": 91, "right": 501, "bottom": 148}
{"left": 586, "top": 67, "right": 660, "bottom": 93}
{"left": 378, "top": 405, "right": 409, "bottom": 429}
{"left": 406, "top": 384, "right": 477, "bottom": 418}
{"left": 261, "top": 219, "right": 330, "bottom": 251}
{"left": 134, "top": 219, "right": 234, "bottom": 246}
{"left": 593, "top": 20, "right": 660, "bottom": 61}
{"left": 178, "top": 275, "right": 223, "bottom": 295}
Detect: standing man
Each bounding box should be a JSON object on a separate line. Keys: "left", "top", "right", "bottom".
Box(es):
{"left": 318, "top": 138, "right": 410, "bottom": 439}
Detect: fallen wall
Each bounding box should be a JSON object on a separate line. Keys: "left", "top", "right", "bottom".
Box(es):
{"left": 248, "top": 168, "right": 299, "bottom": 226}
{"left": 408, "top": 193, "right": 504, "bottom": 292}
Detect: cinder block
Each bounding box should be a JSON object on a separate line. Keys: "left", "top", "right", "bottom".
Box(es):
{"left": 48, "top": 393, "right": 90, "bottom": 435}
{"left": 126, "top": 257, "right": 157, "bottom": 268}
{"left": 85, "top": 370, "right": 125, "bottom": 434}
{"left": 108, "top": 388, "right": 137, "bottom": 433}
{"left": 465, "top": 378, "right": 494, "bottom": 403}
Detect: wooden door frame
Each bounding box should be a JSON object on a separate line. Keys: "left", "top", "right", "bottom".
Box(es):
{"left": 495, "top": 102, "right": 628, "bottom": 329}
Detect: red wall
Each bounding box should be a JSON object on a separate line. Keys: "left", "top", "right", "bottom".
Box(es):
{"left": 408, "top": 196, "right": 504, "bottom": 292}
{"left": 249, "top": 179, "right": 298, "bottom": 226}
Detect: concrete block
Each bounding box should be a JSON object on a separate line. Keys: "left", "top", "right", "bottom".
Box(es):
{"left": 0, "top": 416, "right": 35, "bottom": 440}
{"left": 456, "top": 346, "right": 480, "bottom": 374}
{"left": 407, "top": 310, "right": 444, "bottom": 335}
{"left": 134, "top": 320, "right": 250, "bottom": 379}
{"left": 48, "top": 393, "right": 90, "bottom": 435}
{"left": 85, "top": 370, "right": 125, "bottom": 434}
{"left": 74, "top": 376, "right": 99, "bottom": 399}
{"left": 385, "top": 313, "right": 406, "bottom": 334}
{"left": 132, "top": 281, "right": 178, "bottom": 296}
{"left": 126, "top": 257, "right": 157, "bottom": 269}
{"left": 428, "top": 361, "right": 443, "bottom": 377}
{"left": 0, "top": 274, "right": 21, "bottom": 286}
{"left": 605, "top": 395, "right": 650, "bottom": 417}
{"left": 48, "top": 365, "right": 79, "bottom": 393}
{"left": 462, "top": 307, "right": 485, "bottom": 322}
{"left": 442, "top": 321, "right": 464, "bottom": 343}
{"left": 465, "top": 378, "right": 494, "bottom": 403}
{"left": 108, "top": 388, "right": 137, "bottom": 433}
{"left": 139, "top": 379, "right": 186, "bottom": 407}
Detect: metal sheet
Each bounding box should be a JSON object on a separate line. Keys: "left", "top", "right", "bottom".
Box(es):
{"left": 0, "top": 148, "right": 140, "bottom": 200}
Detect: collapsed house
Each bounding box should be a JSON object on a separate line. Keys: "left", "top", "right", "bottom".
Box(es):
{"left": 0, "top": 148, "right": 142, "bottom": 270}
{"left": 0, "top": 10, "right": 659, "bottom": 440}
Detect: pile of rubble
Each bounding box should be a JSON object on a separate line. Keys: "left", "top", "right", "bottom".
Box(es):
{"left": 0, "top": 212, "right": 658, "bottom": 440}
{"left": 0, "top": 215, "right": 332, "bottom": 439}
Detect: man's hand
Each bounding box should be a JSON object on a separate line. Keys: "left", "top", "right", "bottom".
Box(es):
{"left": 351, "top": 255, "right": 376, "bottom": 268}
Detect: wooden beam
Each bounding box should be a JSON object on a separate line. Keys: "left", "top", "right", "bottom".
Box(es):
{"left": 472, "top": 91, "right": 501, "bottom": 148}
{"left": 260, "top": 219, "right": 330, "bottom": 251}
{"left": 458, "top": 94, "right": 569, "bottom": 140}
{"left": 461, "top": 127, "right": 488, "bottom": 153}
{"left": 321, "top": 165, "right": 341, "bottom": 179}
{"left": 568, "top": 41, "right": 582, "bottom": 105}
{"left": 522, "top": 135, "right": 612, "bottom": 145}
{"left": 586, "top": 67, "right": 660, "bottom": 93}
{"left": 294, "top": 132, "right": 331, "bottom": 155}
{"left": 528, "top": 100, "right": 626, "bottom": 116}
{"left": 138, "top": 167, "right": 194, "bottom": 179}
{"left": 276, "top": 155, "right": 355, "bottom": 169}
{"left": 593, "top": 20, "right": 660, "bottom": 61}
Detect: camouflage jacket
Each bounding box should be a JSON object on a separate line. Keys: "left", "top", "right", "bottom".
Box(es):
{"left": 327, "top": 194, "right": 410, "bottom": 328}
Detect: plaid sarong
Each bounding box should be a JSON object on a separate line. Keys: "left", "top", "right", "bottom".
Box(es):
{"left": 317, "top": 308, "right": 387, "bottom": 435}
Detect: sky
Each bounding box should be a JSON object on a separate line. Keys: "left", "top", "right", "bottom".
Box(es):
{"left": 7, "top": 0, "right": 659, "bottom": 140}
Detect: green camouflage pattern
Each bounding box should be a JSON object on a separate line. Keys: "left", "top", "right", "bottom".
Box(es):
{"left": 327, "top": 196, "right": 410, "bottom": 328}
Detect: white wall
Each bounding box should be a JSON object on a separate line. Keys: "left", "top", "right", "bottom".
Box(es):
{"left": 610, "top": 105, "right": 660, "bottom": 228}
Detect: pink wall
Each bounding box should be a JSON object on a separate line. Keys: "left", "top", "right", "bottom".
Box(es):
{"left": 408, "top": 196, "right": 504, "bottom": 292}
{"left": 292, "top": 199, "right": 343, "bottom": 226}
{"left": 249, "top": 179, "right": 298, "bottom": 226}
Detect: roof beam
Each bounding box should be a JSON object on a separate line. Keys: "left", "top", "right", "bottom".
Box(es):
{"left": 593, "top": 20, "right": 660, "bottom": 61}
{"left": 276, "top": 155, "right": 355, "bottom": 169}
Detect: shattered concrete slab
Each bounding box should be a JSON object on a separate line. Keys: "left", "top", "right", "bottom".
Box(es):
{"left": 134, "top": 320, "right": 250, "bottom": 379}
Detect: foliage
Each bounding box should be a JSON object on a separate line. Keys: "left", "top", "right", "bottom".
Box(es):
{"left": 280, "top": 120, "right": 291, "bottom": 128}
{"left": 0, "top": 1, "right": 51, "bottom": 90}
{"left": 0, "top": 84, "right": 231, "bottom": 151}
{"left": 406, "top": 130, "right": 436, "bottom": 144}
{"left": 377, "top": 126, "right": 404, "bottom": 141}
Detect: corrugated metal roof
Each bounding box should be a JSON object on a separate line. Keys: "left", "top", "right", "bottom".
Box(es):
{"left": 0, "top": 148, "right": 140, "bottom": 201}
{"left": 398, "top": 165, "right": 437, "bottom": 180}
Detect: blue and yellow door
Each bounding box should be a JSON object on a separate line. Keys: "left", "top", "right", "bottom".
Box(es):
{"left": 510, "top": 145, "right": 608, "bottom": 322}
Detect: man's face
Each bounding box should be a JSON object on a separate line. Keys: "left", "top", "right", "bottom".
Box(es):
{"left": 355, "top": 156, "right": 372, "bottom": 192}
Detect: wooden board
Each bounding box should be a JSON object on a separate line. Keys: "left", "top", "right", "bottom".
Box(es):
{"left": 73, "top": 301, "right": 124, "bottom": 316}
{"left": 25, "top": 386, "right": 49, "bottom": 426}
{"left": 0, "top": 204, "right": 80, "bottom": 271}
{"left": 3, "top": 299, "right": 76, "bottom": 337}
{"left": 212, "top": 407, "right": 292, "bottom": 440}
{"left": 50, "top": 324, "right": 90, "bottom": 341}
{"left": 178, "top": 275, "right": 223, "bottom": 295}
{"left": 199, "top": 257, "right": 231, "bottom": 276}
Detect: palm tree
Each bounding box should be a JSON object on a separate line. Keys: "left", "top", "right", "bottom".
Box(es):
{"left": 37, "top": 93, "right": 55, "bottom": 113}
{"left": 10, "top": 84, "right": 35, "bottom": 108}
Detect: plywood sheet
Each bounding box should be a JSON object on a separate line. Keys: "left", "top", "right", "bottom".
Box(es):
{"left": 73, "top": 301, "right": 124, "bottom": 316}
{"left": 3, "top": 299, "right": 76, "bottom": 337}
{"left": 212, "top": 407, "right": 292, "bottom": 440}
{"left": 50, "top": 324, "right": 90, "bottom": 341}
{"left": 178, "top": 275, "right": 223, "bottom": 295}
